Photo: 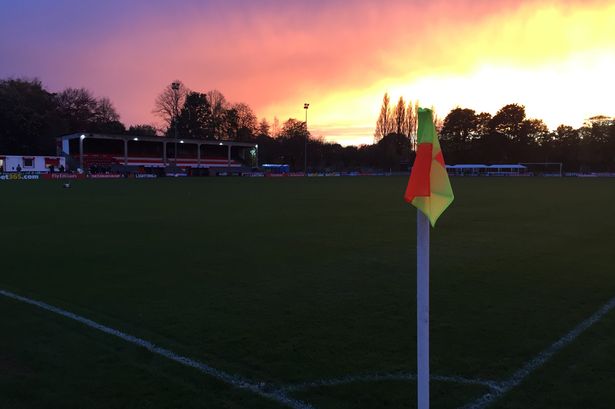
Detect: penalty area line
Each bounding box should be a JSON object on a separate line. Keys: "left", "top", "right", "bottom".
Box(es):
{"left": 459, "top": 294, "right": 615, "bottom": 409}
{"left": 281, "top": 371, "right": 502, "bottom": 393}
{"left": 0, "top": 289, "right": 314, "bottom": 409}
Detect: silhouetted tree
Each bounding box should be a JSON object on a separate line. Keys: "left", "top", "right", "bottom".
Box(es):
{"left": 0, "top": 78, "right": 62, "bottom": 154}
{"left": 372, "top": 133, "right": 414, "bottom": 171}
{"left": 580, "top": 115, "right": 615, "bottom": 170}
{"left": 490, "top": 104, "right": 525, "bottom": 140}
{"left": 153, "top": 80, "right": 188, "bottom": 129}
{"left": 53, "top": 87, "right": 124, "bottom": 133}
{"left": 480, "top": 104, "right": 526, "bottom": 162}
{"left": 223, "top": 107, "right": 239, "bottom": 140}
{"left": 393, "top": 96, "right": 406, "bottom": 136}
{"left": 475, "top": 112, "right": 492, "bottom": 138}
{"left": 279, "top": 118, "right": 308, "bottom": 140}
{"left": 551, "top": 125, "right": 581, "bottom": 171}
{"left": 231, "top": 102, "right": 257, "bottom": 141}
{"left": 440, "top": 108, "right": 478, "bottom": 163}
{"left": 175, "top": 92, "right": 211, "bottom": 139}
{"left": 406, "top": 100, "right": 418, "bottom": 150}
{"left": 277, "top": 118, "right": 310, "bottom": 169}
{"left": 374, "top": 92, "right": 393, "bottom": 143}
{"left": 4, "top": 76, "right": 615, "bottom": 173}
{"left": 90, "top": 97, "right": 124, "bottom": 133}
{"left": 441, "top": 108, "right": 478, "bottom": 143}
{"left": 94, "top": 97, "right": 120, "bottom": 123}
{"left": 127, "top": 124, "right": 157, "bottom": 136}
{"left": 271, "top": 116, "right": 280, "bottom": 138}
{"left": 257, "top": 118, "right": 270, "bottom": 138}
{"left": 205, "top": 89, "right": 228, "bottom": 140}
{"left": 55, "top": 88, "right": 98, "bottom": 131}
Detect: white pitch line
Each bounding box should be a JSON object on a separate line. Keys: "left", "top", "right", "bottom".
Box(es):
{"left": 460, "top": 294, "right": 615, "bottom": 409}
{"left": 8, "top": 287, "right": 613, "bottom": 409}
{"left": 282, "top": 371, "right": 502, "bottom": 393}
{"left": 0, "top": 289, "right": 314, "bottom": 409}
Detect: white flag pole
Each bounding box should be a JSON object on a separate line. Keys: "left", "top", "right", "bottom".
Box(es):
{"left": 417, "top": 209, "right": 430, "bottom": 409}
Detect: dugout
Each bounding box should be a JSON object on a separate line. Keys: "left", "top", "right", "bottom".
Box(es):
{"left": 447, "top": 164, "right": 527, "bottom": 176}
{"left": 446, "top": 164, "right": 488, "bottom": 176}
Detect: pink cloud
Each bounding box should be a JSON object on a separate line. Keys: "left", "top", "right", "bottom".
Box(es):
{"left": 10, "top": 0, "right": 605, "bottom": 142}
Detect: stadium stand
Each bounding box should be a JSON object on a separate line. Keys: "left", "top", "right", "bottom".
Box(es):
{"left": 57, "top": 133, "right": 258, "bottom": 175}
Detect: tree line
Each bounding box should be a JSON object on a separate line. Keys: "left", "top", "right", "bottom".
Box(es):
{"left": 373, "top": 92, "right": 615, "bottom": 172}
{"left": 1, "top": 77, "right": 613, "bottom": 172}
{"left": 0, "top": 78, "right": 417, "bottom": 171}
{"left": 0, "top": 78, "right": 127, "bottom": 154}
{"left": 153, "top": 82, "right": 418, "bottom": 171}
{"left": 438, "top": 104, "right": 615, "bottom": 172}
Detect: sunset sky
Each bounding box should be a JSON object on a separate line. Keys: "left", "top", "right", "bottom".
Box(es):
{"left": 1, "top": 0, "right": 614, "bottom": 145}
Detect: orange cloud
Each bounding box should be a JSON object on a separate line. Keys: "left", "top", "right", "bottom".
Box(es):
{"left": 254, "top": 0, "right": 615, "bottom": 143}
{"left": 37, "top": 0, "right": 615, "bottom": 145}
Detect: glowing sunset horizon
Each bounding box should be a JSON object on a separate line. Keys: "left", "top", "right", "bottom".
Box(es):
{"left": 1, "top": 0, "right": 613, "bottom": 146}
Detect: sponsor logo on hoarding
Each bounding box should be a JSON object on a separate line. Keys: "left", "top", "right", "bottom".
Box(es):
{"left": 43, "top": 173, "right": 84, "bottom": 180}
{"left": 88, "top": 174, "right": 123, "bottom": 179}
{"left": 0, "top": 173, "right": 40, "bottom": 180}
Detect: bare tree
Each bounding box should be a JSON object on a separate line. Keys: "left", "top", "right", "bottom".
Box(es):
{"left": 205, "top": 89, "right": 227, "bottom": 111}
{"left": 393, "top": 96, "right": 406, "bottom": 135}
{"left": 153, "top": 80, "right": 189, "bottom": 129}
{"left": 374, "top": 92, "right": 393, "bottom": 143}
{"left": 56, "top": 87, "right": 122, "bottom": 132}
{"left": 279, "top": 118, "right": 308, "bottom": 139}
{"left": 272, "top": 116, "right": 280, "bottom": 138}
{"left": 56, "top": 87, "right": 98, "bottom": 124}
{"left": 232, "top": 102, "right": 258, "bottom": 134}
{"left": 205, "top": 89, "right": 228, "bottom": 139}
{"left": 257, "top": 118, "right": 270, "bottom": 137}
{"left": 406, "top": 100, "right": 418, "bottom": 150}
{"left": 94, "top": 97, "right": 120, "bottom": 123}
{"left": 431, "top": 105, "right": 444, "bottom": 133}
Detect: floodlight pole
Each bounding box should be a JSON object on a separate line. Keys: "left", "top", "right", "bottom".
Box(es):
{"left": 417, "top": 210, "right": 430, "bottom": 409}
{"left": 79, "top": 134, "right": 85, "bottom": 170}
{"left": 171, "top": 81, "right": 180, "bottom": 166}
{"left": 304, "top": 103, "right": 309, "bottom": 176}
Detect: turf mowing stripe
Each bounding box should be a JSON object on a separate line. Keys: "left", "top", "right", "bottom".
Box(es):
{"left": 460, "top": 294, "right": 615, "bottom": 409}
{"left": 282, "top": 371, "right": 502, "bottom": 392}
{"left": 0, "top": 289, "right": 314, "bottom": 409}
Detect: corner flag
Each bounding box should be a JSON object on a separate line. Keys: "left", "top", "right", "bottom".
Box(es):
{"left": 404, "top": 108, "right": 454, "bottom": 226}
{"left": 404, "top": 107, "right": 453, "bottom": 409}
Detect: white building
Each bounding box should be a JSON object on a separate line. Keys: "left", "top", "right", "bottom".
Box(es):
{"left": 0, "top": 155, "right": 66, "bottom": 173}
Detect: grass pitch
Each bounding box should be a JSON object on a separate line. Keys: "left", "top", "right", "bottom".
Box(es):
{"left": 1, "top": 176, "right": 615, "bottom": 408}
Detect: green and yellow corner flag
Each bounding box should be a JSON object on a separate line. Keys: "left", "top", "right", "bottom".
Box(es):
{"left": 404, "top": 108, "right": 454, "bottom": 226}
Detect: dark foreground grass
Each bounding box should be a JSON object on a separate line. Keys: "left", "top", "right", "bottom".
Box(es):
{"left": 1, "top": 176, "right": 614, "bottom": 408}
{"left": 293, "top": 380, "right": 487, "bottom": 409}
{"left": 0, "top": 297, "right": 280, "bottom": 409}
